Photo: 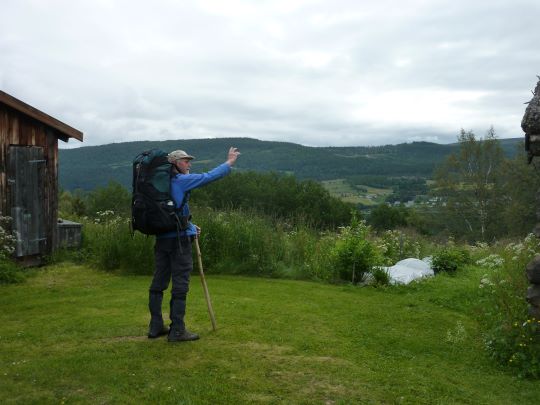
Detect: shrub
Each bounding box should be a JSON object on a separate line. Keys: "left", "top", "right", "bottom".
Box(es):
{"left": 432, "top": 244, "right": 471, "bottom": 274}
{"left": 376, "top": 230, "right": 421, "bottom": 266}
{"left": 330, "top": 217, "right": 381, "bottom": 283}
{"left": 370, "top": 267, "right": 390, "bottom": 286}
{"left": 0, "top": 214, "right": 24, "bottom": 284}
{"left": 0, "top": 260, "right": 25, "bottom": 284}
{"left": 0, "top": 213, "right": 16, "bottom": 260}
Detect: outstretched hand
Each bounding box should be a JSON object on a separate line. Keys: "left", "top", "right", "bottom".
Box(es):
{"left": 226, "top": 147, "right": 241, "bottom": 166}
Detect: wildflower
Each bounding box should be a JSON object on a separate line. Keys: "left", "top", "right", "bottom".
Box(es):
{"left": 476, "top": 254, "right": 504, "bottom": 270}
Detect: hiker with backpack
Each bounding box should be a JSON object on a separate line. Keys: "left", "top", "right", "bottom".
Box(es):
{"left": 135, "top": 146, "right": 240, "bottom": 342}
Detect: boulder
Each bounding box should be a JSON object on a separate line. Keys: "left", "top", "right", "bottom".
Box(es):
{"left": 528, "top": 305, "right": 540, "bottom": 320}
{"left": 526, "top": 285, "right": 540, "bottom": 307}
{"left": 534, "top": 223, "right": 540, "bottom": 239}
{"left": 526, "top": 255, "right": 540, "bottom": 284}
{"left": 522, "top": 79, "right": 540, "bottom": 134}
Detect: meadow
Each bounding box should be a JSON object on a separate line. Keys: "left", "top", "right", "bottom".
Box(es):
{"left": 321, "top": 179, "right": 392, "bottom": 206}
{"left": 1, "top": 262, "right": 539, "bottom": 404}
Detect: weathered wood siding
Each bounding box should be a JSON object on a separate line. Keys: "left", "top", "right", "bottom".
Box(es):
{"left": 0, "top": 103, "right": 59, "bottom": 257}
{"left": 56, "top": 219, "right": 82, "bottom": 248}
{"left": 9, "top": 146, "right": 47, "bottom": 256}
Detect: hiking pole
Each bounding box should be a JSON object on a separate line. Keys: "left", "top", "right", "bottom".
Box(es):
{"left": 194, "top": 237, "right": 217, "bottom": 331}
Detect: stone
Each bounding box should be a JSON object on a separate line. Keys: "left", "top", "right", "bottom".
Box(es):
{"left": 526, "top": 256, "right": 540, "bottom": 284}
{"left": 527, "top": 285, "right": 540, "bottom": 306}
{"left": 522, "top": 79, "right": 540, "bottom": 134}
{"left": 534, "top": 223, "right": 540, "bottom": 239}
{"left": 530, "top": 138, "right": 540, "bottom": 156}
{"left": 528, "top": 305, "right": 540, "bottom": 320}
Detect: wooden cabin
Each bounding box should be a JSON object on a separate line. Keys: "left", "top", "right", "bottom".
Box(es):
{"left": 0, "top": 91, "right": 83, "bottom": 265}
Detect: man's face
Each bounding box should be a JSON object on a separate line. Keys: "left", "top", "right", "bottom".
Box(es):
{"left": 175, "top": 158, "right": 192, "bottom": 174}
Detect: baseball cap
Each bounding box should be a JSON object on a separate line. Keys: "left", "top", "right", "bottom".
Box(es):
{"left": 167, "top": 150, "right": 195, "bottom": 162}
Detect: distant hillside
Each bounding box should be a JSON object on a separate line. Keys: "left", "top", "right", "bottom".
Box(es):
{"left": 58, "top": 137, "right": 523, "bottom": 191}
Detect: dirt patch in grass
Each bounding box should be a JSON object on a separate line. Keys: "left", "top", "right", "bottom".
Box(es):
{"left": 101, "top": 335, "right": 148, "bottom": 343}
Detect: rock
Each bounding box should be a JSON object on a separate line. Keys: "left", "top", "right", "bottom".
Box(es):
{"left": 527, "top": 285, "right": 540, "bottom": 306}
{"left": 528, "top": 304, "right": 540, "bottom": 320}
{"left": 526, "top": 256, "right": 540, "bottom": 284}
{"left": 529, "top": 135, "right": 540, "bottom": 155}
{"left": 534, "top": 223, "right": 540, "bottom": 238}
{"left": 522, "top": 79, "right": 540, "bottom": 134}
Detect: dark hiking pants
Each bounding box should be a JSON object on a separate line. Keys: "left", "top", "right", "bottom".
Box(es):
{"left": 149, "top": 237, "right": 193, "bottom": 332}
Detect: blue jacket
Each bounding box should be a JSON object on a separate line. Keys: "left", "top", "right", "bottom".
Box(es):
{"left": 157, "top": 162, "right": 231, "bottom": 238}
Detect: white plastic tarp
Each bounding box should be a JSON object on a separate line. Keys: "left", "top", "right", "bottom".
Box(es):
{"left": 383, "top": 257, "right": 434, "bottom": 285}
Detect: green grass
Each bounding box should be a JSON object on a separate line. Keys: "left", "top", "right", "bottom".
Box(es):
{"left": 1, "top": 264, "right": 539, "bottom": 404}
{"left": 321, "top": 179, "right": 392, "bottom": 206}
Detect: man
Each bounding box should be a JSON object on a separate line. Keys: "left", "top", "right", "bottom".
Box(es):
{"left": 148, "top": 147, "right": 240, "bottom": 342}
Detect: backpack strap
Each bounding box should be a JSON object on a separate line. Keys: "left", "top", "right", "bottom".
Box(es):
{"left": 179, "top": 191, "right": 190, "bottom": 212}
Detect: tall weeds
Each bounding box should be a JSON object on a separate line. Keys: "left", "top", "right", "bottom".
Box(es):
{"left": 70, "top": 208, "right": 337, "bottom": 279}
{"left": 476, "top": 234, "right": 540, "bottom": 378}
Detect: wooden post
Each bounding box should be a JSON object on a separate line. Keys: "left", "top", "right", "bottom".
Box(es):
{"left": 194, "top": 237, "right": 217, "bottom": 331}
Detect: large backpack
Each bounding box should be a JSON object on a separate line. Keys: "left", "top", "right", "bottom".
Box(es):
{"left": 131, "top": 149, "right": 187, "bottom": 235}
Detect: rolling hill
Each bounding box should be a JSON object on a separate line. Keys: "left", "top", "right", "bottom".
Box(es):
{"left": 58, "top": 137, "right": 523, "bottom": 191}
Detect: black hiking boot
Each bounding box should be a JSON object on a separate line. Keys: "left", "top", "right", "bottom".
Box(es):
{"left": 148, "top": 323, "right": 169, "bottom": 339}
{"left": 167, "top": 329, "right": 200, "bottom": 342}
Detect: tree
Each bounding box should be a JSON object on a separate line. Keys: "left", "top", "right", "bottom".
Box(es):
{"left": 432, "top": 127, "right": 505, "bottom": 241}
{"left": 58, "top": 189, "right": 87, "bottom": 217}
{"left": 369, "top": 203, "right": 408, "bottom": 231}
{"left": 192, "top": 171, "right": 353, "bottom": 229}
{"left": 86, "top": 181, "right": 131, "bottom": 217}
{"left": 499, "top": 143, "right": 540, "bottom": 236}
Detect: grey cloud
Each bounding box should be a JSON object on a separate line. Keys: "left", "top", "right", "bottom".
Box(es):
{"left": 1, "top": 0, "right": 537, "bottom": 149}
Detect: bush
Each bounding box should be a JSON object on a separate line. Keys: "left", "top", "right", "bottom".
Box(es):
{"left": 370, "top": 267, "right": 390, "bottom": 286}
{"left": 0, "top": 259, "right": 25, "bottom": 284}
{"left": 376, "top": 230, "right": 421, "bottom": 266}
{"left": 0, "top": 213, "right": 16, "bottom": 259}
{"left": 432, "top": 244, "right": 471, "bottom": 274}
{"left": 0, "top": 214, "right": 23, "bottom": 284}
{"left": 330, "top": 217, "right": 381, "bottom": 283}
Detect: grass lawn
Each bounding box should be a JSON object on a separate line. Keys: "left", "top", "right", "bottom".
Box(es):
{"left": 1, "top": 264, "right": 538, "bottom": 404}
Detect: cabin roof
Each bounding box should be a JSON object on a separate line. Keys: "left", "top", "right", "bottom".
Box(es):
{"left": 0, "top": 90, "right": 83, "bottom": 142}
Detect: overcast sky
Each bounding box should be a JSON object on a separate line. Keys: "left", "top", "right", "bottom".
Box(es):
{"left": 1, "top": 0, "right": 539, "bottom": 148}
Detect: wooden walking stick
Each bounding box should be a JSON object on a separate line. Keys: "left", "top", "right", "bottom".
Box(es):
{"left": 194, "top": 237, "right": 217, "bottom": 331}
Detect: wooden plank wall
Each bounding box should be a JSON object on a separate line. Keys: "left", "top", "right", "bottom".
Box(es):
{"left": 0, "top": 103, "right": 59, "bottom": 257}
